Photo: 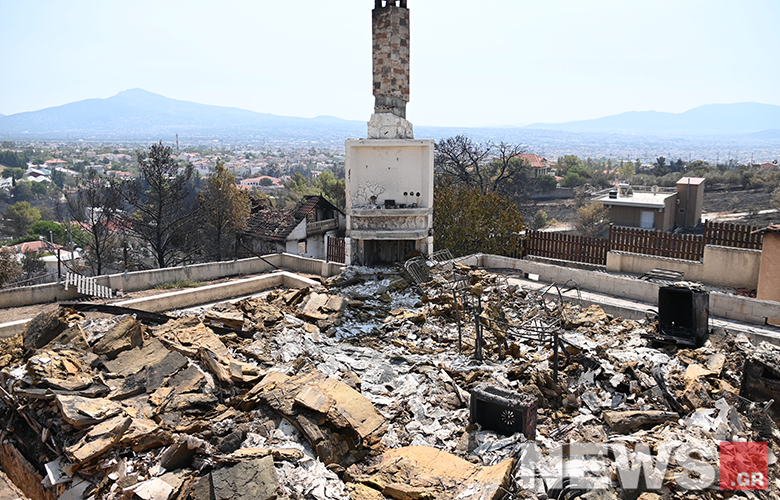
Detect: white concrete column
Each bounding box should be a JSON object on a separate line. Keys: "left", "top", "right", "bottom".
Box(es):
{"left": 345, "top": 237, "right": 353, "bottom": 266}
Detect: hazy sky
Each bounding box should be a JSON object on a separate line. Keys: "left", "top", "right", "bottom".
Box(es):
{"left": 1, "top": 0, "right": 778, "bottom": 127}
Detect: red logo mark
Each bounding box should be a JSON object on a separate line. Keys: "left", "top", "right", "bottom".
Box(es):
{"left": 720, "top": 442, "right": 768, "bottom": 490}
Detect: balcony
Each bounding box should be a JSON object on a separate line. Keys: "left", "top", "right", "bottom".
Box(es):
{"left": 307, "top": 218, "right": 339, "bottom": 234}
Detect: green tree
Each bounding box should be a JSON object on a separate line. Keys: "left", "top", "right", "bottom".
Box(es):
{"left": 51, "top": 169, "right": 66, "bottom": 189}
{"left": 30, "top": 181, "right": 49, "bottom": 198}
{"left": 618, "top": 161, "right": 636, "bottom": 177}
{"left": 653, "top": 157, "right": 670, "bottom": 176}
{"left": 0, "top": 151, "right": 29, "bottom": 170}
{"left": 556, "top": 155, "right": 582, "bottom": 177}
{"left": 433, "top": 177, "right": 526, "bottom": 257}
{"left": 29, "top": 220, "right": 66, "bottom": 244}
{"left": 65, "top": 169, "right": 123, "bottom": 275}
{"left": 315, "top": 169, "right": 346, "bottom": 209}
{"left": 530, "top": 210, "right": 549, "bottom": 230}
{"left": 1, "top": 201, "right": 41, "bottom": 237}
{"left": 1, "top": 167, "right": 25, "bottom": 186}
{"left": 0, "top": 248, "right": 22, "bottom": 287}
{"left": 535, "top": 174, "right": 557, "bottom": 192}
{"left": 561, "top": 172, "right": 585, "bottom": 188}
{"left": 196, "top": 160, "right": 251, "bottom": 261}
{"left": 120, "top": 141, "right": 195, "bottom": 268}
{"left": 772, "top": 188, "right": 780, "bottom": 212}
{"left": 10, "top": 181, "right": 34, "bottom": 202}
{"left": 259, "top": 177, "right": 274, "bottom": 187}
{"left": 577, "top": 202, "right": 610, "bottom": 238}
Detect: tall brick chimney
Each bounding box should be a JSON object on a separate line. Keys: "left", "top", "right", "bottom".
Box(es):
{"left": 344, "top": 0, "right": 433, "bottom": 266}
{"left": 369, "top": 0, "right": 413, "bottom": 139}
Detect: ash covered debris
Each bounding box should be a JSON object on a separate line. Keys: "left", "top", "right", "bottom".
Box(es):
{"left": 0, "top": 263, "right": 778, "bottom": 500}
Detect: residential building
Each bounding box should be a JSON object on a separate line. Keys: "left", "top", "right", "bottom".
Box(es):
{"left": 593, "top": 177, "right": 705, "bottom": 231}
{"left": 520, "top": 154, "right": 555, "bottom": 178}
{"left": 238, "top": 195, "right": 345, "bottom": 260}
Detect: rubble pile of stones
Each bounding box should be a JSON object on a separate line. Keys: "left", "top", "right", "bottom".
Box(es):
{"left": 0, "top": 263, "right": 778, "bottom": 500}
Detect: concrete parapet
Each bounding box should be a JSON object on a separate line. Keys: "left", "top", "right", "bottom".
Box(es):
{"left": 114, "top": 272, "right": 318, "bottom": 313}
{"left": 0, "top": 271, "right": 319, "bottom": 338}
{"left": 0, "top": 254, "right": 344, "bottom": 310}
{"left": 606, "top": 245, "right": 760, "bottom": 290}
{"left": 476, "top": 253, "right": 777, "bottom": 327}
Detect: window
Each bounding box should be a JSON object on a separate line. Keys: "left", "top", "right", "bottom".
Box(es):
{"left": 640, "top": 210, "right": 655, "bottom": 229}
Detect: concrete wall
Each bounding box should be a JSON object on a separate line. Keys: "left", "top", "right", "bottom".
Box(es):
{"left": 0, "top": 254, "right": 344, "bottom": 309}
{"left": 757, "top": 232, "right": 780, "bottom": 325}
{"left": 467, "top": 253, "right": 780, "bottom": 327}
{"left": 675, "top": 178, "right": 705, "bottom": 227}
{"left": 530, "top": 188, "right": 574, "bottom": 200}
{"left": 661, "top": 196, "right": 677, "bottom": 231}
{"left": 606, "top": 245, "right": 761, "bottom": 289}
{"left": 345, "top": 140, "right": 434, "bottom": 210}
{"left": 477, "top": 253, "right": 659, "bottom": 303}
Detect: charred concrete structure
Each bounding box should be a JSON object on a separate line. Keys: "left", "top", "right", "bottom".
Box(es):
{"left": 345, "top": 0, "right": 434, "bottom": 265}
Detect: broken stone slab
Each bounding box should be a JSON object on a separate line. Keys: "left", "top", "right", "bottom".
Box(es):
{"left": 168, "top": 365, "right": 206, "bottom": 394}
{"left": 91, "top": 315, "right": 143, "bottom": 360}
{"left": 23, "top": 307, "right": 82, "bottom": 351}
{"left": 26, "top": 349, "right": 90, "bottom": 384}
{"left": 103, "top": 338, "right": 169, "bottom": 377}
{"left": 65, "top": 416, "right": 132, "bottom": 464}
{"left": 43, "top": 323, "right": 89, "bottom": 350}
{"left": 159, "top": 435, "right": 210, "bottom": 471}
{"left": 602, "top": 411, "right": 679, "bottom": 434}
{"left": 127, "top": 477, "right": 174, "bottom": 500}
{"left": 146, "top": 350, "right": 189, "bottom": 393}
{"left": 565, "top": 304, "right": 609, "bottom": 329}
{"left": 56, "top": 395, "right": 124, "bottom": 428}
{"left": 162, "top": 393, "right": 219, "bottom": 413}
{"left": 346, "top": 482, "right": 387, "bottom": 500}
{"left": 346, "top": 446, "right": 514, "bottom": 500}
{"left": 41, "top": 374, "right": 93, "bottom": 392}
{"left": 108, "top": 369, "right": 147, "bottom": 400}
{"left": 154, "top": 316, "right": 232, "bottom": 360}
{"left": 250, "top": 368, "right": 385, "bottom": 465}
{"left": 121, "top": 418, "right": 173, "bottom": 452}
{"left": 223, "top": 447, "right": 305, "bottom": 462}
{"left": 192, "top": 456, "right": 279, "bottom": 500}
{"left": 297, "top": 292, "right": 330, "bottom": 322}
{"left": 204, "top": 310, "right": 245, "bottom": 331}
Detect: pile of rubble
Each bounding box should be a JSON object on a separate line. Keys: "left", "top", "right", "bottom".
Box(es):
{"left": 0, "top": 262, "right": 779, "bottom": 499}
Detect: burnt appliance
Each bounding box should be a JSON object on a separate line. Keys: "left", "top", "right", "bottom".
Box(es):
{"left": 646, "top": 284, "right": 709, "bottom": 347}
{"left": 469, "top": 384, "right": 537, "bottom": 439}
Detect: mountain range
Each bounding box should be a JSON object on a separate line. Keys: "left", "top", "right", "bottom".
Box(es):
{"left": 0, "top": 89, "right": 778, "bottom": 143}
{"left": 526, "top": 102, "right": 780, "bottom": 136}
{"left": 0, "top": 89, "right": 365, "bottom": 142}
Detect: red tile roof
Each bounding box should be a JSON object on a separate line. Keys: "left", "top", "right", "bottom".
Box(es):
{"left": 520, "top": 154, "right": 554, "bottom": 169}
{"left": 244, "top": 195, "right": 341, "bottom": 242}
